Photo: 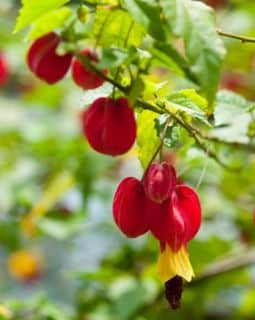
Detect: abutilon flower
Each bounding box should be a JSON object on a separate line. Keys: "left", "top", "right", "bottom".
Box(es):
{"left": 112, "top": 163, "right": 202, "bottom": 308}
{"left": 155, "top": 185, "right": 201, "bottom": 283}
{"left": 72, "top": 49, "right": 107, "bottom": 90}
{"left": 82, "top": 97, "right": 136, "bottom": 155}
{"left": 27, "top": 32, "right": 72, "bottom": 84}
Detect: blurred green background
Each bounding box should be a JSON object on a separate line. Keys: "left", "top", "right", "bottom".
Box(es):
{"left": 1, "top": 0, "right": 255, "bottom": 319}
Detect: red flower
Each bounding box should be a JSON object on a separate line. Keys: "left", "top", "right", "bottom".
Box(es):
{"left": 113, "top": 177, "right": 149, "bottom": 237}
{"left": 112, "top": 167, "right": 202, "bottom": 283}
{"left": 27, "top": 32, "right": 72, "bottom": 84}
{"left": 82, "top": 97, "right": 136, "bottom": 155}
{"left": 143, "top": 162, "right": 177, "bottom": 204}
{"left": 0, "top": 53, "right": 9, "bottom": 88}
{"left": 72, "top": 49, "right": 107, "bottom": 90}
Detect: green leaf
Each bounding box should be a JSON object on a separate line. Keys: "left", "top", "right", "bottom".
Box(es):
{"left": 151, "top": 42, "right": 199, "bottom": 85}
{"left": 93, "top": 8, "right": 145, "bottom": 47}
{"left": 211, "top": 90, "right": 252, "bottom": 143}
{"left": 155, "top": 115, "right": 180, "bottom": 148}
{"left": 14, "top": 0, "right": 71, "bottom": 33}
{"left": 123, "top": 0, "right": 166, "bottom": 41}
{"left": 166, "top": 89, "right": 211, "bottom": 126}
{"left": 161, "top": 0, "right": 226, "bottom": 109}
{"left": 27, "top": 7, "right": 72, "bottom": 40}
{"left": 137, "top": 110, "right": 160, "bottom": 169}
{"left": 37, "top": 214, "right": 84, "bottom": 240}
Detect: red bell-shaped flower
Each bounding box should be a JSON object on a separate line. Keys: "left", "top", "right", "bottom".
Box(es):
{"left": 82, "top": 97, "right": 136, "bottom": 155}
{"left": 72, "top": 49, "right": 107, "bottom": 90}
{"left": 146, "top": 184, "right": 201, "bottom": 251}
{"left": 113, "top": 177, "right": 149, "bottom": 237}
{"left": 0, "top": 53, "right": 9, "bottom": 88}
{"left": 27, "top": 32, "right": 72, "bottom": 84}
{"left": 143, "top": 162, "right": 177, "bottom": 204}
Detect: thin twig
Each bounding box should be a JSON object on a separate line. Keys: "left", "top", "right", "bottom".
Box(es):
{"left": 217, "top": 28, "right": 255, "bottom": 43}
{"left": 76, "top": 53, "right": 129, "bottom": 93}
{"left": 191, "top": 249, "right": 255, "bottom": 285}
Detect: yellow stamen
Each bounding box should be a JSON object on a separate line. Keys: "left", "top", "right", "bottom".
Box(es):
{"left": 157, "top": 244, "right": 194, "bottom": 282}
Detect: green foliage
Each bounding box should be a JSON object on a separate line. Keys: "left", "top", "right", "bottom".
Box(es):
{"left": 137, "top": 110, "right": 160, "bottom": 169}
{"left": 27, "top": 7, "right": 72, "bottom": 40}
{"left": 123, "top": 0, "right": 166, "bottom": 41}
{"left": 93, "top": 8, "right": 145, "bottom": 47}
{"left": 14, "top": 0, "right": 71, "bottom": 33}
{"left": 155, "top": 115, "right": 181, "bottom": 148}
{"left": 165, "top": 89, "right": 211, "bottom": 126}
{"left": 161, "top": 0, "right": 226, "bottom": 108}
{"left": 212, "top": 90, "right": 252, "bottom": 142}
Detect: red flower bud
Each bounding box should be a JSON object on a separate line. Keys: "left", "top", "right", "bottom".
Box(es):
{"left": 0, "top": 53, "right": 9, "bottom": 88}
{"left": 146, "top": 184, "right": 201, "bottom": 251}
{"left": 82, "top": 97, "right": 136, "bottom": 155}
{"left": 143, "top": 162, "right": 177, "bottom": 204}
{"left": 27, "top": 32, "right": 72, "bottom": 84}
{"left": 72, "top": 49, "right": 107, "bottom": 90}
{"left": 113, "top": 177, "right": 149, "bottom": 237}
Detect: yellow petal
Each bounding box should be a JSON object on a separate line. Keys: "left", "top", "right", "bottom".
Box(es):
{"left": 157, "top": 244, "right": 194, "bottom": 282}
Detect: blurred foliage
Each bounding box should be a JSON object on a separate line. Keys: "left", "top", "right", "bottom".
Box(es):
{"left": 0, "top": 0, "right": 255, "bottom": 319}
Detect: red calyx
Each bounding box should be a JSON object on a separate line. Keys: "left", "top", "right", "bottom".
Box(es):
{"left": 113, "top": 177, "right": 149, "bottom": 237}
{"left": 82, "top": 97, "right": 136, "bottom": 155}
{"left": 72, "top": 49, "right": 107, "bottom": 90}
{"left": 145, "top": 185, "right": 201, "bottom": 251}
{"left": 27, "top": 32, "right": 72, "bottom": 84}
{"left": 143, "top": 162, "right": 177, "bottom": 204}
{"left": 0, "top": 53, "right": 9, "bottom": 88}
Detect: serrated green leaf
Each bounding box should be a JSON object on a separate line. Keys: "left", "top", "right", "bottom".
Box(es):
{"left": 151, "top": 42, "right": 199, "bottom": 85}
{"left": 166, "top": 90, "right": 211, "bottom": 127}
{"left": 93, "top": 8, "right": 145, "bottom": 47}
{"left": 137, "top": 110, "right": 160, "bottom": 169}
{"left": 176, "top": 89, "right": 208, "bottom": 111}
{"left": 26, "top": 7, "right": 72, "bottom": 40}
{"left": 210, "top": 90, "right": 252, "bottom": 143}
{"left": 161, "top": 0, "right": 226, "bottom": 109}
{"left": 14, "top": 0, "right": 71, "bottom": 33}
{"left": 123, "top": 0, "right": 166, "bottom": 41}
{"left": 142, "top": 78, "right": 169, "bottom": 101}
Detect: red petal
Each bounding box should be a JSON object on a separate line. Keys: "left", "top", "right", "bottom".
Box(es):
{"left": 172, "top": 185, "right": 202, "bottom": 243}
{"left": 27, "top": 32, "right": 72, "bottom": 84}
{"left": 82, "top": 97, "right": 136, "bottom": 156}
{"left": 146, "top": 198, "right": 185, "bottom": 251}
{"left": 113, "top": 177, "right": 149, "bottom": 238}
{"left": 71, "top": 49, "right": 106, "bottom": 90}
